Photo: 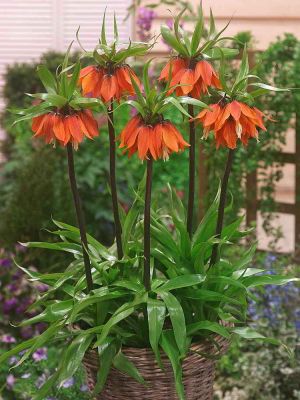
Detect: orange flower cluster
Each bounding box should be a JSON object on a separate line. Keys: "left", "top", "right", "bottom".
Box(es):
{"left": 79, "top": 65, "right": 140, "bottom": 102}
{"left": 32, "top": 110, "right": 99, "bottom": 147}
{"left": 159, "top": 57, "right": 221, "bottom": 97}
{"left": 119, "top": 116, "right": 189, "bottom": 160}
{"left": 195, "top": 100, "right": 267, "bottom": 149}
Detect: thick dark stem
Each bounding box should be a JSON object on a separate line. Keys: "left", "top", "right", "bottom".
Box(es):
{"left": 187, "top": 103, "right": 196, "bottom": 237}
{"left": 209, "top": 148, "right": 235, "bottom": 269}
{"left": 143, "top": 158, "right": 153, "bottom": 292}
{"left": 107, "top": 102, "right": 123, "bottom": 260}
{"left": 67, "top": 143, "right": 93, "bottom": 292}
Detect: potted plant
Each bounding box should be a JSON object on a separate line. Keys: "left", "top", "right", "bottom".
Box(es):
{"left": 1, "top": 7, "right": 297, "bottom": 400}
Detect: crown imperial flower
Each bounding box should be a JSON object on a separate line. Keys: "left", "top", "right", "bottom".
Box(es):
{"left": 159, "top": 57, "right": 221, "bottom": 97}
{"left": 79, "top": 65, "right": 140, "bottom": 102}
{"left": 119, "top": 115, "right": 189, "bottom": 160}
{"left": 195, "top": 100, "right": 267, "bottom": 149}
{"left": 32, "top": 110, "right": 99, "bottom": 148}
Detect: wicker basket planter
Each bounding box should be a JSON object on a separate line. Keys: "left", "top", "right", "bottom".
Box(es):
{"left": 83, "top": 334, "right": 230, "bottom": 400}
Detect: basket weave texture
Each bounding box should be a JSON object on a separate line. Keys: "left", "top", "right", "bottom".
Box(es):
{"left": 83, "top": 334, "right": 230, "bottom": 400}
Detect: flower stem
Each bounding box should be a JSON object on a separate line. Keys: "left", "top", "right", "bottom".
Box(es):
{"left": 209, "top": 148, "right": 235, "bottom": 269}
{"left": 107, "top": 101, "right": 123, "bottom": 260}
{"left": 66, "top": 143, "right": 93, "bottom": 292}
{"left": 143, "top": 158, "right": 153, "bottom": 292}
{"left": 187, "top": 103, "right": 196, "bottom": 237}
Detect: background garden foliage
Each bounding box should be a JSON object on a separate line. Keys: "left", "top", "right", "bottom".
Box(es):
{"left": 0, "top": 9, "right": 300, "bottom": 400}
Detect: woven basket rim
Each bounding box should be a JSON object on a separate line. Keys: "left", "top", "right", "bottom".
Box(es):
{"left": 85, "top": 327, "right": 230, "bottom": 358}
{"left": 84, "top": 320, "right": 232, "bottom": 354}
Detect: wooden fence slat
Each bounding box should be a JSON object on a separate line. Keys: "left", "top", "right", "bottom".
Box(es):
{"left": 295, "top": 113, "right": 300, "bottom": 258}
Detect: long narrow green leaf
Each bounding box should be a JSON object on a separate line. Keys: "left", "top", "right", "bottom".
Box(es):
{"left": 57, "top": 334, "right": 93, "bottom": 386}
{"left": 191, "top": 10, "right": 204, "bottom": 54}
{"left": 156, "top": 274, "right": 205, "bottom": 292}
{"left": 161, "top": 25, "right": 188, "bottom": 56}
{"left": 187, "top": 320, "right": 230, "bottom": 338}
{"left": 16, "top": 321, "right": 61, "bottom": 366}
{"left": 101, "top": 9, "right": 107, "bottom": 45}
{"left": 113, "top": 352, "right": 146, "bottom": 385}
{"left": 163, "top": 96, "right": 192, "bottom": 118}
{"left": 147, "top": 299, "right": 166, "bottom": 368}
{"left": 67, "top": 61, "right": 81, "bottom": 99}
{"left": 113, "top": 12, "right": 119, "bottom": 42}
{"left": 0, "top": 338, "right": 36, "bottom": 364}
{"left": 37, "top": 65, "right": 57, "bottom": 94}
{"left": 93, "top": 342, "right": 117, "bottom": 394}
{"left": 242, "top": 275, "right": 299, "bottom": 288}
{"left": 160, "top": 331, "right": 185, "bottom": 400}
{"left": 160, "top": 291, "right": 186, "bottom": 356}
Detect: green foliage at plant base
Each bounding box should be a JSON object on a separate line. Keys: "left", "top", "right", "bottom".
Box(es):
{"left": 1, "top": 184, "right": 296, "bottom": 400}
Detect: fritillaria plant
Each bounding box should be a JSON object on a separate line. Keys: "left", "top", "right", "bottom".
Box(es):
{"left": 2, "top": 10, "right": 297, "bottom": 400}
{"left": 159, "top": 6, "right": 239, "bottom": 236}
{"left": 194, "top": 48, "right": 288, "bottom": 268}
{"left": 118, "top": 60, "right": 207, "bottom": 291}
{"left": 13, "top": 45, "right": 106, "bottom": 293}
{"left": 77, "top": 13, "right": 153, "bottom": 260}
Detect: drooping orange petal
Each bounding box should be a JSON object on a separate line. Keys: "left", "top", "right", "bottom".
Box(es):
{"left": 79, "top": 66, "right": 96, "bottom": 80}
{"left": 64, "top": 115, "right": 84, "bottom": 145}
{"left": 100, "top": 75, "right": 117, "bottom": 102}
{"left": 169, "top": 68, "right": 186, "bottom": 94}
{"left": 215, "top": 105, "right": 231, "bottom": 131}
{"left": 203, "top": 104, "right": 221, "bottom": 127}
{"left": 116, "top": 67, "right": 132, "bottom": 92}
{"left": 81, "top": 68, "right": 99, "bottom": 96}
{"left": 77, "top": 113, "right": 93, "bottom": 139}
{"left": 222, "top": 120, "right": 237, "bottom": 149}
{"left": 137, "top": 126, "right": 150, "bottom": 160}
{"left": 37, "top": 113, "right": 54, "bottom": 138}
{"left": 32, "top": 114, "right": 46, "bottom": 133}
{"left": 165, "top": 122, "right": 189, "bottom": 149}
{"left": 52, "top": 114, "right": 66, "bottom": 141}
{"left": 239, "top": 102, "right": 257, "bottom": 120}
{"left": 159, "top": 57, "right": 187, "bottom": 81}
{"left": 79, "top": 110, "right": 99, "bottom": 138}
{"left": 159, "top": 59, "right": 173, "bottom": 81}
{"left": 148, "top": 128, "right": 158, "bottom": 160}
{"left": 195, "top": 61, "right": 213, "bottom": 86}
{"left": 162, "top": 125, "right": 179, "bottom": 152}
{"left": 211, "top": 73, "right": 222, "bottom": 89}
{"left": 190, "top": 81, "right": 203, "bottom": 98}
{"left": 180, "top": 69, "right": 195, "bottom": 95}
{"left": 229, "top": 101, "right": 241, "bottom": 121}
{"left": 119, "top": 115, "right": 141, "bottom": 147}
{"left": 153, "top": 124, "right": 163, "bottom": 158}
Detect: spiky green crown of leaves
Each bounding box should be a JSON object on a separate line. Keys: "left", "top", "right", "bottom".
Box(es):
{"left": 161, "top": 5, "right": 239, "bottom": 61}
{"left": 212, "top": 48, "right": 289, "bottom": 105}
{"left": 78, "top": 11, "right": 154, "bottom": 69}
{"left": 123, "top": 59, "right": 208, "bottom": 125}
{"left": 12, "top": 44, "right": 105, "bottom": 125}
